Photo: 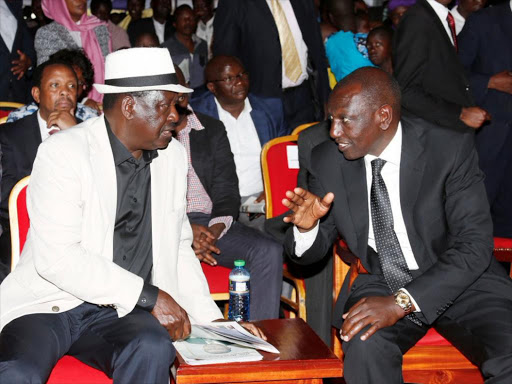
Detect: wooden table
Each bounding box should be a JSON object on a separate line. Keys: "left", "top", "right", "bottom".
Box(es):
{"left": 173, "top": 318, "right": 343, "bottom": 384}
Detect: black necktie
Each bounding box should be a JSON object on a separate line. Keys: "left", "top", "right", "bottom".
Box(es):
{"left": 370, "top": 158, "right": 422, "bottom": 326}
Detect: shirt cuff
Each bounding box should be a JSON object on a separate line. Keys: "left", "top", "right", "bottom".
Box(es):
{"left": 399, "top": 288, "right": 421, "bottom": 312}
{"left": 137, "top": 283, "right": 159, "bottom": 311}
{"left": 208, "top": 216, "right": 233, "bottom": 239}
{"left": 293, "top": 221, "right": 320, "bottom": 257}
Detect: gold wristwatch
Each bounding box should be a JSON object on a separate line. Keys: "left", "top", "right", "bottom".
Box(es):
{"left": 394, "top": 290, "right": 413, "bottom": 314}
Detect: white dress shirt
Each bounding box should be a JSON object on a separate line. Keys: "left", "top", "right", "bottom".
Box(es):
{"left": 214, "top": 97, "right": 263, "bottom": 197}
{"left": 153, "top": 18, "right": 166, "bottom": 44}
{"left": 196, "top": 16, "right": 214, "bottom": 60}
{"left": 37, "top": 111, "right": 58, "bottom": 142}
{"left": 450, "top": 5, "right": 465, "bottom": 35}
{"left": 294, "top": 123, "right": 421, "bottom": 309}
{"left": 0, "top": 0, "right": 17, "bottom": 52}
{"left": 265, "top": 0, "right": 309, "bottom": 88}
{"left": 426, "top": 0, "right": 455, "bottom": 46}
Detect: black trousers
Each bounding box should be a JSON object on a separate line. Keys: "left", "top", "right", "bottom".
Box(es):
{"left": 188, "top": 212, "right": 283, "bottom": 321}
{"left": 282, "top": 80, "right": 317, "bottom": 131}
{"left": 341, "top": 272, "right": 512, "bottom": 384}
{"left": 0, "top": 303, "right": 175, "bottom": 384}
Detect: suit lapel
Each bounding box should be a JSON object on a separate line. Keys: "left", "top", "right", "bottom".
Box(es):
{"left": 87, "top": 117, "right": 117, "bottom": 226}
{"left": 399, "top": 120, "right": 426, "bottom": 257}
{"left": 25, "top": 113, "right": 42, "bottom": 164}
{"left": 150, "top": 148, "right": 170, "bottom": 265}
{"left": 250, "top": 107, "right": 267, "bottom": 146}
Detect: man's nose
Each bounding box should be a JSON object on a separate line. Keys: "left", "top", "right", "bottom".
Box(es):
{"left": 168, "top": 104, "right": 179, "bottom": 123}
{"left": 330, "top": 120, "right": 343, "bottom": 139}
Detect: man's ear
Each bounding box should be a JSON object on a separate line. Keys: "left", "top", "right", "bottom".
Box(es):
{"left": 31, "top": 87, "right": 40, "bottom": 104}
{"left": 121, "top": 95, "right": 136, "bottom": 119}
{"left": 377, "top": 104, "right": 393, "bottom": 131}
{"left": 206, "top": 81, "right": 216, "bottom": 94}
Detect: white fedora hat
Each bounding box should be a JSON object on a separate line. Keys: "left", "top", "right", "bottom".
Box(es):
{"left": 94, "top": 48, "right": 192, "bottom": 94}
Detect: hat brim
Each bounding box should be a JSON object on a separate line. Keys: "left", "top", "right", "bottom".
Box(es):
{"left": 93, "top": 83, "right": 193, "bottom": 94}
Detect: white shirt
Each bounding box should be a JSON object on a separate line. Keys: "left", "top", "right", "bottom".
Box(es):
{"left": 215, "top": 97, "right": 263, "bottom": 197}
{"left": 426, "top": 0, "right": 455, "bottom": 46}
{"left": 153, "top": 18, "right": 166, "bottom": 44}
{"left": 196, "top": 16, "right": 214, "bottom": 60}
{"left": 451, "top": 5, "right": 465, "bottom": 35}
{"left": 0, "top": 0, "right": 17, "bottom": 52}
{"left": 293, "top": 123, "right": 421, "bottom": 309}
{"left": 37, "top": 111, "right": 59, "bottom": 142}
{"left": 266, "top": 0, "right": 309, "bottom": 88}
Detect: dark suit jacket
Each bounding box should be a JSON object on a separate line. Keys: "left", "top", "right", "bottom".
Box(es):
{"left": 297, "top": 120, "right": 331, "bottom": 189}
{"left": 458, "top": 4, "right": 512, "bottom": 208}
{"left": 393, "top": 0, "right": 474, "bottom": 129}
{"left": 127, "top": 17, "right": 174, "bottom": 46}
{"left": 191, "top": 92, "right": 290, "bottom": 146}
{"left": 0, "top": 0, "right": 36, "bottom": 103}
{"left": 190, "top": 112, "right": 241, "bottom": 220}
{"left": 212, "top": 0, "right": 330, "bottom": 109}
{"left": 285, "top": 115, "right": 498, "bottom": 327}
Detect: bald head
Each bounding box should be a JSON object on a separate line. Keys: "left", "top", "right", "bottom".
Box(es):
{"left": 205, "top": 55, "right": 245, "bottom": 83}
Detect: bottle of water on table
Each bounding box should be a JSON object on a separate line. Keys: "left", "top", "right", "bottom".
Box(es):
{"left": 228, "top": 259, "right": 250, "bottom": 322}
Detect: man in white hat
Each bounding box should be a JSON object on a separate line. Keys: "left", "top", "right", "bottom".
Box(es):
{"left": 0, "top": 48, "right": 262, "bottom": 383}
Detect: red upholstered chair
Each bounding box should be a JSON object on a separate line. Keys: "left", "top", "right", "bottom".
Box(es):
{"left": 291, "top": 122, "right": 317, "bottom": 136}
{"left": 0, "top": 101, "right": 24, "bottom": 119}
{"left": 9, "top": 176, "right": 113, "bottom": 384}
{"left": 332, "top": 237, "right": 512, "bottom": 383}
{"left": 261, "top": 135, "right": 307, "bottom": 319}
{"left": 201, "top": 263, "right": 231, "bottom": 317}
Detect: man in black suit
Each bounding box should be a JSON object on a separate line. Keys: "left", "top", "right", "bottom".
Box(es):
{"left": 393, "top": 0, "right": 489, "bottom": 130}
{"left": 212, "top": 0, "right": 330, "bottom": 129}
{"left": 173, "top": 69, "right": 283, "bottom": 321}
{"left": 128, "top": 0, "right": 174, "bottom": 46}
{"left": 0, "top": 0, "right": 36, "bottom": 103}
{"left": 0, "top": 59, "right": 79, "bottom": 281}
{"left": 458, "top": 3, "right": 512, "bottom": 238}
{"left": 283, "top": 67, "right": 512, "bottom": 383}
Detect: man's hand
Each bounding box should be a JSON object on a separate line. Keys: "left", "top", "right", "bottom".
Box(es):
{"left": 282, "top": 188, "right": 334, "bottom": 232}
{"left": 84, "top": 98, "right": 102, "bottom": 113}
{"left": 213, "top": 319, "right": 267, "bottom": 340}
{"left": 488, "top": 71, "right": 512, "bottom": 95}
{"left": 151, "top": 289, "right": 191, "bottom": 340}
{"left": 11, "top": 50, "right": 32, "bottom": 80}
{"left": 191, "top": 223, "right": 220, "bottom": 265}
{"left": 341, "top": 296, "right": 406, "bottom": 342}
{"left": 46, "top": 110, "right": 77, "bottom": 131}
{"left": 459, "top": 106, "right": 491, "bottom": 129}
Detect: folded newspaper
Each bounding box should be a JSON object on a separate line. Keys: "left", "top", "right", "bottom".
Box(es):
{"left": 174, "top": 321, "right": 279, "bottom": 365}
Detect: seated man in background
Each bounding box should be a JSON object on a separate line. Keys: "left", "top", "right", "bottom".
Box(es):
{"left": 191, "top": 55, "right": 289, "bottom": 232}
{"left": 7, "top": 49, "right": 100, "bottom": 123}
{"left": 161, "top": 5, "right": 208, "bottom": 92}
{"left": 175, "top": 67, "right": 283, "bottom": 321}
{"left": 0, "top": 58, "right": 80, "bottom": 282}
{"left": 0, "top": 48, "right": 262, "bottom": 384}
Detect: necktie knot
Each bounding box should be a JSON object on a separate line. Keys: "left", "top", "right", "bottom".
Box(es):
{"left": 371, "top": 158, "right": 386, "bottom": 176}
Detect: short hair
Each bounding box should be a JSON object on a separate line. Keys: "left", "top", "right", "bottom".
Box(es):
{"left": 334, "top": 67, "right": 401, "bottom": 114}
{"left": 102, "top": 90, "right": 162, "bottom": 112}
{"left": 192, "top": 0, "right": 213, "bottom": 6}
{"left": 205, "top": 55, "right": 245, "bottom": 82}
{"left": 174, "top": 4, "right": 193, "bottom": 18}
{"left": 49, "top": 49, "right": 95, "bottom": 95}
{"left": 91, "top": 0, "right": 112, "bottom": 14}
{"left": 367, "top": 26, "right": 394, "bottom": 42}
{"left": 33, "top": 59, "right": 77, "bottom": 89}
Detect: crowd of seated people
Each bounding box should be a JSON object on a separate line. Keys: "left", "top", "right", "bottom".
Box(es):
{"left": 0, "top": 0, "right": 511, "bottom": 382}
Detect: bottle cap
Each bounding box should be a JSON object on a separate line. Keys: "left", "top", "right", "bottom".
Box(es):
{"left": 234, "top": 259, "right": 246, "bottom": 267}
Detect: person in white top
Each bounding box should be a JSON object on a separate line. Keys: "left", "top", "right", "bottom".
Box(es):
{"left": 193, "top": 0, "right": 214, "bottom": 59}
{"left": 450, "top": 0, "right": 487, "bottom": 35}
{"left": 283, "top": 67, "right": 512, "bottom": 384}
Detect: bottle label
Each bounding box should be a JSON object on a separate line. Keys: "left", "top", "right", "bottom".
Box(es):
{"left": 229, "top": 280, "right": 249, "bottom": 293}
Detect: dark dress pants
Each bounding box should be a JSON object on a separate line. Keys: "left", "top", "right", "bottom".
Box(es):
{"left": 282, "top": 80, "right": 317, "bottom": 131}
{"left": 0, "top": 303, "right": 175, "bottom": 384}
{"left": 341, "top": 271, "right": 512, "bottom": 384}
{"left": 188, "top": 212, "right": 283, "bottom": 320}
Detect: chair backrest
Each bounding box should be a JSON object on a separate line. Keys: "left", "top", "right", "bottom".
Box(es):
{"left": 0, "top": 102, "right": 24, "bottom": 119}
{"left": 291, "top": 122, "right": 317, "bottom": 136}
{"left": 0, "top": 116, "right": 7, "bottom": 124}
{"left": 261, "top": 135, "right": 299, "bottom": 219}
{"left": 8, "top": 176, "right": 30, "bottom": 270}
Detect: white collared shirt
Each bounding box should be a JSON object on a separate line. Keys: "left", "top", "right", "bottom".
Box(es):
{"left": 450, "top": 5, "right": 465, "bottom": 35}
{"left": 153, "top": 18, "right": 166, "bottom": 44}
{"left": 214, "top": 97, "right": 263, "bottom": 197}
{"left": 265, "top": 0, "right": 309, "bottom": 88}
{"left": 426, "top": 0, "right": 455, "bottom": 46}
{"left": 196, "top": 16, "right": 214, "bottom": 60}
{"left": 0, "top": 0, "right": 17, "bottom": 52}
{"left": 37, "top": 111, "right": 59, "bottom": 142}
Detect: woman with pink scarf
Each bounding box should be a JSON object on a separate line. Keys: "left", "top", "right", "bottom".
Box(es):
{"left": 34, "top": 0, "right": 112, "bottom": 103}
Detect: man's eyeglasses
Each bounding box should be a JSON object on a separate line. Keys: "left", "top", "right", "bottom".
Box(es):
{"left": 211, "top": 72, "right": 249, "bottom": 85}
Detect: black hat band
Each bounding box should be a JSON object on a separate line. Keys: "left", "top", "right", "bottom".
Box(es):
{"left": 104, "top": 73, "right": 179, "bottom": 87}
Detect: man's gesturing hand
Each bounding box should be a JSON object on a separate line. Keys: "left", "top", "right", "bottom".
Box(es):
{"left": 151, "top": 289, "right": 191, "bottom": 341}
{"left": 340, "top": 296, "right": 405, "bottom": 342}
{"left": 282, "top": 188, "right": 334, "bottom": 232}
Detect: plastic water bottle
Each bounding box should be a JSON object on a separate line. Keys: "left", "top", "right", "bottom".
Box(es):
{"left": 228, "top": 259, "right": 250, "bottom": 322}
